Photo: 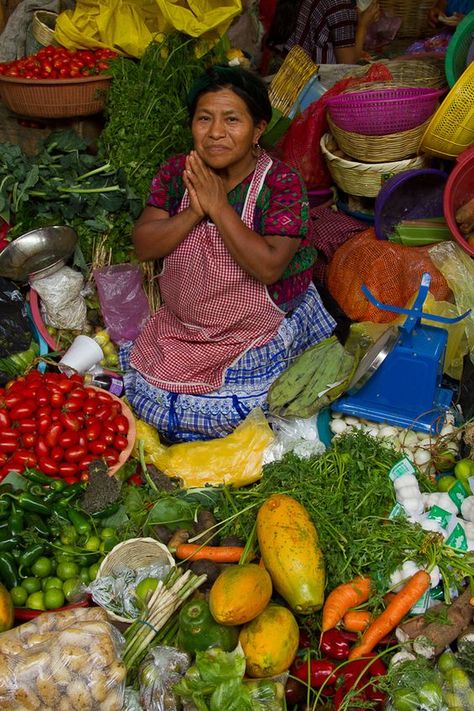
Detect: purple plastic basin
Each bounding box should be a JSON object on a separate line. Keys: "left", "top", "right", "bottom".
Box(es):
{"left": 374, "top": 168, "right": 448, "bottom": 241}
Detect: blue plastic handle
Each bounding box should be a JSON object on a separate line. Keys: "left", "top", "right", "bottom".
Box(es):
{"left": 361, "top": 273, "right": 471, "bottom": 327}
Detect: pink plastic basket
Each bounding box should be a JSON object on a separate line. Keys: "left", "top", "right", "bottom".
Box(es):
{"left": 443, "top": 146, "right": 474, "bottom": 258}
{"left": 327, "top": 86, "right": 444, "bottom": 136}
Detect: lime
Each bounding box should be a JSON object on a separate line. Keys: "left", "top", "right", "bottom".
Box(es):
{"left": 418, "top": 681, "right": 443, "bottom": 708}
{"left": 26, "top": 591, "right": 45, "bottom": 611}
{"left": 135, "top": 577, "right": 159, "bottom": 603}
{"left": 100, "top": 536, "right": 119, "bottom": 554}
{"left": 56, "top": 561, "right": 80, "bottom": 581}
{"left": 437, "top": 650, "right": 459, "bottom": 674}
{"left": 31, "top": 556, "right": 53, "bottom": 579}
{"left": 62, "top": 577, "right": 80, "bottom": 603}
{"left": 433, "top": 449, "right": 457, "bottom": 472}
{"left": 43, "top": 576, "right": 63, "bottom": 591}
{"left": 442, "top": 690, "right": 464, "bottom": 709}
{"left": 88, "top": 562, "right": 100, "bottom": 581}
{"left": 100, "top": 527, "right": 116, "bottom": 540}
{"left": 454, "top": 458, "right": 474, "bottom": 479}
{"left": 391, "top": 688, "right": 419, "bottom": 711}
{"left": 10, "top": 586, "right": 28, "bottom": 607}
{"left": 443, "top": 667, "right": 471, "bottom": 692}
{"left": 84, "top": 535, "right": 101, "bottom": 552}
{"left": 21, "top": 577, "right": 42, "bottom": 594}
{"left": 55, "top": 544, "right": 76, "bottom": 562}
{"left": 79, "top": 567, "right": 91, "bottom": 584}
{"left": 60, "top": 525, "right": 77, "bottom": 546}
{"left": 44, "top": 588, "right": 65, "bottom": 610}
{"left": 437, "top": 475, "right": 457, "bottom": 493}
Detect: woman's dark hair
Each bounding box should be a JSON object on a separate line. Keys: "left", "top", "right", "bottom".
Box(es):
{"left": 187, "top": 65, "right": 273, "bottom": 124}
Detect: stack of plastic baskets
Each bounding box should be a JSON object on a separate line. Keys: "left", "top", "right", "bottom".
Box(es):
{"left": 443, "top": 147, "right": 474, "bottom": 257}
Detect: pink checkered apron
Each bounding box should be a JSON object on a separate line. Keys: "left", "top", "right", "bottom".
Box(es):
{"left": 130, "top": 151, "right": 285, "bottom": 394}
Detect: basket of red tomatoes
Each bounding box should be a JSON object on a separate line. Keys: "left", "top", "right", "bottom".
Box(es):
{"left": 0, "top": 45, "right": 117, "bottom": 119}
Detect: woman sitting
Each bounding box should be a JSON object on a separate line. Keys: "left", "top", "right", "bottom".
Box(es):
{"left": 120, "top": 66, "right": 335, "bottom": 442}
{"left": 285, "top": 0, "right": 380, "bottom": 65}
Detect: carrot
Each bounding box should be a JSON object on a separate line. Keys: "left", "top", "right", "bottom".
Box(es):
{"left": 174, "top": 543, "right": 251, "bottom": 563}
{"left": 349, "top": 570, "right": 431, "bottom": 660}
{"left": 321, "top": 576, "right": 371, "bottom": 632}
{"left": 343, "top": 610, "right": 372, "bottom": 633}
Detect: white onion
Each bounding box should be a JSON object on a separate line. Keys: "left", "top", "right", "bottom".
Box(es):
{"left": 344, "top": 416, "right": 360, "bottom": 426}
{"left": 330, "top": 419, "right": 347, "bottom": 435}
{"left": 379, "top": 426, "right": 398, "bottom": 438}
{"left": 414, "top": 449, "right": 432, "bottom": 466}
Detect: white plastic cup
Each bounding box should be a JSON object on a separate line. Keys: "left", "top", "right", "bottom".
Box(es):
{"left": 58, "top": 335, "right": 104, "bottom": 376}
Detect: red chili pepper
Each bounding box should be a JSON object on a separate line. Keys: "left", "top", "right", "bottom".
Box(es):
{"left": 320, "top": 629, "right": 351, "bottom": 660}
{"left": 291, "top": 657, "right": 337, "bottom": 689}
{"left": 298, "top": 628, "right": 312, "bottom": 649}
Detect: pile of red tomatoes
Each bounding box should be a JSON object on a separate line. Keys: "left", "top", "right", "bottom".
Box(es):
{"left": 0, "top": 45, "right": 118, "bottom": 80}
{"left": 0, "top": 370, "right": 130, "bottom": 484}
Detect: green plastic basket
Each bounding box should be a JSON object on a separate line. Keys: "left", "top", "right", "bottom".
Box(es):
{"left": 445, "top": 11, "right": 474, "bottom": 88}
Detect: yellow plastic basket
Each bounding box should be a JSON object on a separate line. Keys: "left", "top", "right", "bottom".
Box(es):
{"left": 419, "top": 62, "right": 474, "bottom": 159}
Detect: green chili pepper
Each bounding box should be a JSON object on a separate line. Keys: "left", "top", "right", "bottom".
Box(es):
{"left": 19, "top": 543, "right": 45, "bottom": 569}
{"left": 60, "top": 482, "right": 88, "bottom": 503}
{"left": 50, "top": 479, "right": 67, "bottom": 493}
{"left": 67, "top": 509, "right": 92, "bottom": 537}
{"left": 0, "top": 537, "right": 17, "bottom": 552}
{"left": 26, "top": 513, "right": 50, "bottom": 537}
{"left": 9, "top": 502, "right": 24, "bottom": 536}
{"left": 91, "top": 501, "right": 120, "bottom": 520}
{"left": 8, "top": 493, "right": 51, "bottom": 516}
{"left": 27, "top": 483, "right": 45, "bottom": 498}
{"left": 0, "top": 552, "right": 18, "bottom": 588}
{"left": 0, "top": 483, "right": 14, "bottom": 494}
{"left": 0, "top": 520, "right": 9, "bottom": 536}
{"left": 21, "top": 468, "right": 54, "bottom": 485}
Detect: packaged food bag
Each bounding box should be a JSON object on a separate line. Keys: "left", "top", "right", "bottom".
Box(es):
{"left": 0, "top": 606, "right": 126, "bottom": 710}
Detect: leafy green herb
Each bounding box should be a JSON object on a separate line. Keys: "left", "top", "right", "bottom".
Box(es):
{"left": 98, "top": 34, "right": 212, "bottom": 203}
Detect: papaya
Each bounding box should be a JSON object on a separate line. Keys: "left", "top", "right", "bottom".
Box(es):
{"left": 209, "top": 563, "right": 272, "bottom": 626}
{"left": 0, "top": 582, "right": 14, "bottom": 632}
{"left": 239, "top": 603, "right": 299, "bottom": 677}
{"left": 256, "top": 494, "right": 325, "bottom": 614}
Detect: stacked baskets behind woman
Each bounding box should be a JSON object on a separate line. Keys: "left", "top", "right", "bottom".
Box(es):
{"left": 321, "top": 83, "right": 443, "bottom": 198}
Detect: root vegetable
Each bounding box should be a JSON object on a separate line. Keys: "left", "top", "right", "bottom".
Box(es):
{"left": 412, "top": 588, "right": 474, "bottom": 658}
{"left": 455, "top": 197, "right": 474, "bottom": 234}
{"left": 167, "top": 529, "right": 190, "bottom": 551}
{"left": 321, "top": 576, "right": 371, "bottom": 632}
{"left": 342, "top": 610, "right": 372, "bottom": 632}
{"left": 191, "top": 510, "right": 219, "bottom": 546}
{"left": 188, "top": 560, "right": 222, "bottom": 587}
{"left": 175, "top": 544, "right": 248, "bottom": 563}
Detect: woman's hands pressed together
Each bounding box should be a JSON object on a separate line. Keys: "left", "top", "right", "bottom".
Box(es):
{"left": 183, "top": 150, "right": 228, "bottom": 221}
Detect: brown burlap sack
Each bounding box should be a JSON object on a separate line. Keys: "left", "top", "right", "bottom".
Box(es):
{"left": 327, "top": 229, "right": 451, "bottom": 323}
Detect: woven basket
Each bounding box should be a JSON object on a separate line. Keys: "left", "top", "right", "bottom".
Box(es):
{"left": 327, "top": 114, "right": 431, "bottom": 163}
{"left": 32, "top": 10, "right": 58, "bottom": 46}
{"left": 419, "top": 62, "right": 474, "bottom": 159}
{"left": 379, "top": 0, "right": 432, "bottom": 38}
{"left": 343, "top": 59, "right": 447, "bottom": 89}
{"left": 268, "top": 45, "right": 318, "bottom": 117}
{"left": 0, "top": 74, "right": 112, "bottom": 118}
{"left": 320, "top": 133, "right": 429, "bottom": 198}
{"left": 97, "top": 538, "right": 175, "bottom": 624}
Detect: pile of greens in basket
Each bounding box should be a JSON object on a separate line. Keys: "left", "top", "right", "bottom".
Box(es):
{"left": 0, "top": 129, "right": 142, "bottom": 265}
{"left": 98, "top": 33, "right": 214, "bottom": 203}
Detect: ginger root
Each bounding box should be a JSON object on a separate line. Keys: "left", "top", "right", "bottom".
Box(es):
{"left": 412, "top": 588, "right": 474, "bottom": 658}
{"left": 455, "top": 197, "right": 474, "bottom": 235}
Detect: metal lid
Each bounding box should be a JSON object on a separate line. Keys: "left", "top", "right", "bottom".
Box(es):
{"left": 0, "top": 225, "right": 77, "bottom": 282}
{"left": 348, "top": 327, "right": 399, "bottom": 394}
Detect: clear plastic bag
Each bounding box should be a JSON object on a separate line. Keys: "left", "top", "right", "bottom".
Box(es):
{"left": 139, "top": 645, "right": 191, "bottom": 711}
{"left": 264, "top": 414, "right": 326, "bottom": 463}
{"left": 0, "top": 606, "right": 125, "bottom": 710}
{"left": 94, "top": 264, "right": 151, "bottom": 345}
{"left": 33, "top": 265, "right": 87, "bottom": 330}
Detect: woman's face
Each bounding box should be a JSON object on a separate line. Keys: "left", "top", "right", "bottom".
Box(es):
{"left": 191, "top": 88, "right": 266, "bottom": 172}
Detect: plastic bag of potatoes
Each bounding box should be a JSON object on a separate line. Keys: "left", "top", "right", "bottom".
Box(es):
{"left": 0, "top": 606, "right": 126, "bottom": 710}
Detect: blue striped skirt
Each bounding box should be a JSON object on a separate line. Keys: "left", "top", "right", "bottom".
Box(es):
{"left": 119, "top": 284, "right": 336, "bottom": 442}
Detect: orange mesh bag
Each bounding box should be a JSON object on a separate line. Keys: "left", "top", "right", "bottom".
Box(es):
{"left": 327, "top": 229, "right": 451, "bottom": 323}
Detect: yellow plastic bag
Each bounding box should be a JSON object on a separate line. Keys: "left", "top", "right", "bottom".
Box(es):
{"left": 132, "top": 418, "right": 167, "bottom": 466}
{"left": 153, "top": 408, "right": 274, "bottom": 489}
{"left": 55, "top": 0, "right": 242, "bottom": 57}
{"left": 55, "top": 0, "right": 164, "bottom": 57}
{"left": 347, "top": 292, "right": 468, "bottom": 381}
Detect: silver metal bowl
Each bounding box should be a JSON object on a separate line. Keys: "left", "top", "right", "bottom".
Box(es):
{"left": 0, "top": 226, "right": 78, "bottom": 282}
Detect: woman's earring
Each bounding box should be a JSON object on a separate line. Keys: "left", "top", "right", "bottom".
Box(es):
{"left": 252, "top": 141, "right": 262, "bottom": 157}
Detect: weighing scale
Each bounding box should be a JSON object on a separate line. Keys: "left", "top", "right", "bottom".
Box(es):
{"left": 332, "top": 273, "right": 471, "bottom": 433}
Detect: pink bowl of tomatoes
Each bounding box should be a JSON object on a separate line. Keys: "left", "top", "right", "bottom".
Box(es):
{"left": 0, "top": 370, "right": 136, "bottom": 484}
{"left": 0, "top": 45, "right": 117, "bottom": 119}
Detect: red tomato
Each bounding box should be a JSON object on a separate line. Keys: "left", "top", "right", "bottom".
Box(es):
{"left": 78, "top": 454, "right": 94, "bottom": 470}
{"left": 0, "top": 439, "right": 18, "bottom": 453}
{"left": 64, "top": 445, "right": 87, "bottom": 463}
{"left": 22, "top": 433, "right": 37, "bottom": 448}
{"left": 103, "top": 448, "right": 119, "bottom": 465}
{"left": 58, "top": 430, "right": 79, "bottom": 448}
{"left": 0, "top": 410, "right": 10, "bottom": 428}
{"left": 35, "top": 387, "right": 50, "bottom": 406}
{"left": 17, "top": 418, "right": 37, "bottom": 433}
{"left": 112, "top": 414, "right": 129, "bottom": 435}
{"left": 49, "top": 390, "right": 65, "bottom": 409}
{"left": 102, "top": 431, "right": 114, "bottom": 446}
{"left": 35, "top": 438, "right": 50, "bottom": 459}
{"left": 57, "top": 462, "right": 79, "bottom": 478}
{"left": 94, "top": 390, "right": 113, "bottom": 403}
{"left": 56, "top": 376, "right": 75, "bottom": 394}
{"left": 95, "top": 404, "right": 112, "bottom": 421}
{"left": 37, "top": 414, "right": 52, "bottom": 434}
{"left": 50, "top": 446, "right": 65, "bottom": 462}
{"left": 60, "top": 412, "right": 81, "bottom": 432}
{"left": 88, "top": 440, "right": 107, "bottom": 455}
{"left": 10, "top": 450, "right": 37, "bottom": 468}
{"left": 4, "top": 392, "right": 25, "bottom": 409}
{"left": 46, "top": 423, "right": 63, "bottom": 448}
{"left": 85, "top": 421, "right": 102, "bottom": 442}
{"left": 0, "top": 427, "right": 18, "bottom": 440}
{"left": 79, "top": 471, "right": 89, "bottom": 482}
{"left": 113, "top": 434, "right": 128, "bottom": 451}
{"left": 82, "top": 400, "right": 98, "bottom": 416}
{"left": 38, "top": 457, "right": 58, "bottom": 476}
